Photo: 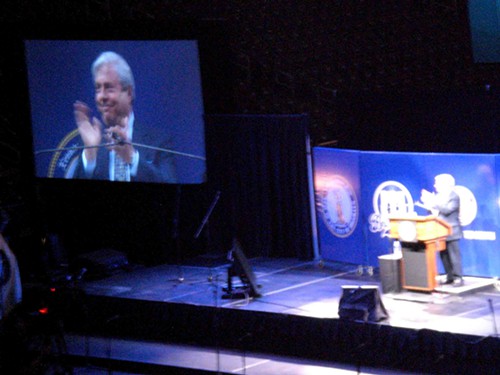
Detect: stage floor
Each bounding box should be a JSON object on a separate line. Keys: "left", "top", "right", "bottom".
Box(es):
{"left": 78, "top": 256, "right": 500, "bottom": 338}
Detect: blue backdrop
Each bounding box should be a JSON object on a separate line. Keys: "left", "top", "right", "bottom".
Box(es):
{"left": 313, "top": 148, "right": 500, "bottom": 277}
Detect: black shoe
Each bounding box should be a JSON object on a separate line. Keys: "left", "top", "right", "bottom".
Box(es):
{"left": 439, "top": 278, "right": 454, "bottom": 285}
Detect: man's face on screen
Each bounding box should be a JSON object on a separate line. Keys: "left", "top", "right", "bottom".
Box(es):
{"left": 94, "top": 63, "right": 132, "bottom": 127}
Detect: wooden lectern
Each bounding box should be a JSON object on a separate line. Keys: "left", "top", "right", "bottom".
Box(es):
{"left": 388, "top": 215, "right": 451, "bottom": 291}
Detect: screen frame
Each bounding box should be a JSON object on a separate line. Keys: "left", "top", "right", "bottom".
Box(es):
{"left": 467, "top": 0, "right": 500, "bottom": 64}
{"left": 8, "top": 18, "right": 234, "bottom": 186}
{"left": 25, "top": 38, "right": 207, "bottom": 184}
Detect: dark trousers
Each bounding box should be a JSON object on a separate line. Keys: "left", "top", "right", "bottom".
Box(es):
{"left": 440, "top": 240, "right": 462, "bottom": 281}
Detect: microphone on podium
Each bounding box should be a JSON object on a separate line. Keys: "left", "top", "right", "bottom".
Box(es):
{"left": 111, "top": 132, "right": 126, "bottom": 146}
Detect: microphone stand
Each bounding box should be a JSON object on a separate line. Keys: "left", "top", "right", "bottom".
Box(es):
{"left": 488, "top": 298, "right": 498, "bottom": 336}
{"left": 194, "top": 191, "right": 221, "bottom": 240}
{"left": 193, "top": 191, "right": 221, "bottom": 282}
{"left": 172, "top": 184, "right": 184, "bottom": 282}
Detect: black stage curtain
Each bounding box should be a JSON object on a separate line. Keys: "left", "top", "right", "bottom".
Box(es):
{"left": 205, "top": 114, "right": 313, "bottom": 259}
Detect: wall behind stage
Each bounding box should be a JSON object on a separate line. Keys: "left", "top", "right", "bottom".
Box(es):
{"left": 313, "top": 148, "right": 500, "bottom": 278}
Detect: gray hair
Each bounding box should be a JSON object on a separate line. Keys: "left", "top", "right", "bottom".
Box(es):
{"left": 92, "top": 51, "right": 135, "bottom": 100}
{"left": 435, "top": 173, "right": 455, "bottom": 188}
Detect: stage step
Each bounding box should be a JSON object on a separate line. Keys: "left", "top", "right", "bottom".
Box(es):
{"left": 62, "top": 334, "right": 414, "bottom": 375}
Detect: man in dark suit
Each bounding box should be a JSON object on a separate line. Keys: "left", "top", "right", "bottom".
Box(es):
{"left": 420, "top": 173, "right": 463, "bottom": 286}
{"left": 71, "top": 51, "right": 176, "bottom": 183}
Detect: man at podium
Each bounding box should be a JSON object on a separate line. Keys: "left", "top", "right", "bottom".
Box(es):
{"left": 420, "top": 174, "right": 463, "bottom": 286}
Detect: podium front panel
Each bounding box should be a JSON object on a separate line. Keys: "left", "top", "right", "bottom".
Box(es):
{"left": 402, "top": 246, "right": 431, "bottom": 290}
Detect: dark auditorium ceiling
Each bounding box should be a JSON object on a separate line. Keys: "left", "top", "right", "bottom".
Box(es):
{"left": 0, "top": 0, "right": 498, "bottom": 206}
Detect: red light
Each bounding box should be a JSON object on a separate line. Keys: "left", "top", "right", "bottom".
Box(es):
{"left": 50, "top": 288, "right": 56, "bottom": 293}
{"left": 38, "top": 307, "right": 49, "bottom": 315}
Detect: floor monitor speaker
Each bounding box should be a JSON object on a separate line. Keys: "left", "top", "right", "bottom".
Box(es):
{"left": 222, "top": 239, "right": 261, "bottom": 299}
{"left": 338, "top": 285, "right": 388, "bottom": 322}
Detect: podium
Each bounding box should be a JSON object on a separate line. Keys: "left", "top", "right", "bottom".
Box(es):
{"left": 388, "top": 215, "right": 451, "bottom": 291}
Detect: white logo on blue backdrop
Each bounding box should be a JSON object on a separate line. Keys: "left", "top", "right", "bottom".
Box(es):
{"left": 369, "top": 181, "right": 415, "bottom": 238}
{"left": 369, "top": 179, "right": 478, "bottom": 238}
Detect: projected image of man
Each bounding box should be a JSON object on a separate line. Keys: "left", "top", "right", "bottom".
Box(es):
{"left": 71, "top": 51, "right": 176, "bottom": 183}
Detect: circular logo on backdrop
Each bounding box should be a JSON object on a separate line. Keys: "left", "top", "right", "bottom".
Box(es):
{"left": 318, "top": 175, "right": 358, "bottom": 238}
{"left": 454, "top": 185, "right": 478, "bottom": 226}
{"left": 368, "top": 180, "right": 415, "bottom": 237}
{"left": 48, "top": 129, "right": 81, "bottom": 179}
